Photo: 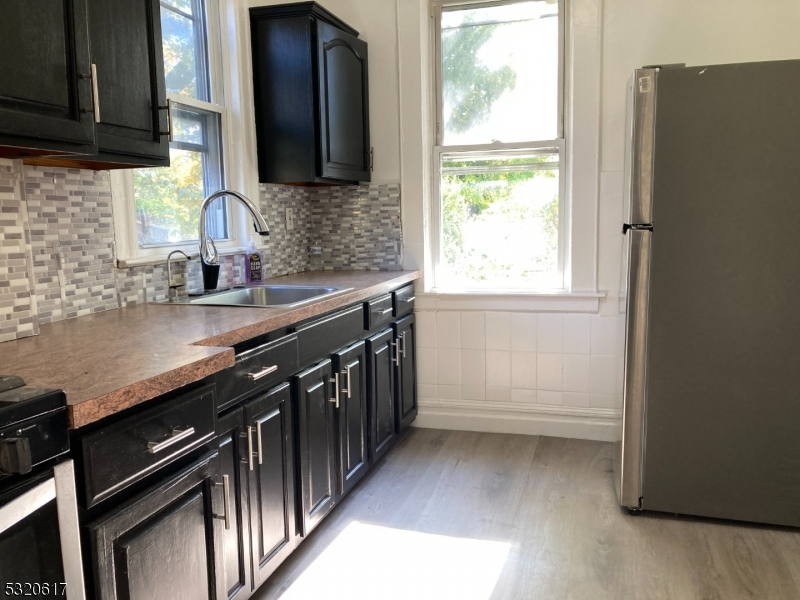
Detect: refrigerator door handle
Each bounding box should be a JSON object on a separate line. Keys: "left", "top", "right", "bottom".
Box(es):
{"left": 618, "top": 228, "right": 652, "bottom": 509}
{"left": 623, "top": 223, "right": 654, "bottom": 235}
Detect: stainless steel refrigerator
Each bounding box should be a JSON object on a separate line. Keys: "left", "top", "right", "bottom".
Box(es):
{"left": 614, "top": 59, "right": 800, "bottom": 527}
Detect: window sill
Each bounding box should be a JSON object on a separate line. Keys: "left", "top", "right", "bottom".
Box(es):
{"left": 116, "top": 246, "right": 248, "bottom": 269}
{"left": 416, "top": 290, "right": 606, "bottom": 313}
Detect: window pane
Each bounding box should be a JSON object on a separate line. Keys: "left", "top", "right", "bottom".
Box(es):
{"left": 161, "top": 0, "right": 194, "bottom": 15}
{"left": 439, "top": 151, "right": 561, "bottom": 289}
{"left": 160, "top": 1, "right": 209, "bottom": 101}
{"left": 441, "top": 0, "right": 559, "bottom": 145}
{"left": 134, "top": 105, "right": 224, "bottom": 247}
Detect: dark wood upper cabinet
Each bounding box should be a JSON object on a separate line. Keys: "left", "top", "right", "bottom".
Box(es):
{"left": 0, "top": 0, "right": 96, "bottom": 158}
{"left": 250, "top": 2, "right": 371, "bottom": 185}
{"left": 81, "top": 0, "right": 170, "bottom": 168}
{"left": 0, "top": 0, "right": 169, "bottom": 168}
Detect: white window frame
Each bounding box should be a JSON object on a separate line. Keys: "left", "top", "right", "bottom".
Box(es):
{"left": 113, "top": 0, "right": 251, "bottom": 267}
{"left": 430, "top": 0, "right": 568, "bottom": 292}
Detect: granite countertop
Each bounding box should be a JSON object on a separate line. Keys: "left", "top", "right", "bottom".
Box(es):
{"left": 0, "top": 270, "right": 419, "bottom": 429}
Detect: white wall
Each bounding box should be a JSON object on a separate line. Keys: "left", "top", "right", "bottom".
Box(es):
{"left": 602, "top": 0, "right": 800, "bottom": 173}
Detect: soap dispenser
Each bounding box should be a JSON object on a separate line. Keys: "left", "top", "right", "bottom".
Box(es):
{"left": 245, "top": 235, "right": 264, "bottom": 283}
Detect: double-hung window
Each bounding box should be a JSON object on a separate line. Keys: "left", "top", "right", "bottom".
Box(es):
{"left": 115, "top": 0, "right": 230, "bottom": 262}
{"left": 433, "top": 0, "right": 565, "bottom": 291}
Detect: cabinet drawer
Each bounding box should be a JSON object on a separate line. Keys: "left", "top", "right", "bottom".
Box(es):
{"left": 216, "top": 334, "right": 299, "bottom": 412}
{"left": 296, "top": 305, "right": 364, "bottom": 365}
{"left": 393, "top": 284, "right": 415, "bottom": 317}
{"left": 365, "top": 294, "right": 393, "bottom": 330}
{"left": 82, "top": 385, "right": 216, "bottom": 508}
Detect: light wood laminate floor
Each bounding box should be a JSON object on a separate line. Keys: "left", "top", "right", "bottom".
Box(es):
{"left": 253, "top": 429, "right": 800, "bottom": 600}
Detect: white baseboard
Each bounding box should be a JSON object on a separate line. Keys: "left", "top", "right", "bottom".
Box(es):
{"left": 413, "top": 399, "right": 621, "bottom": 442}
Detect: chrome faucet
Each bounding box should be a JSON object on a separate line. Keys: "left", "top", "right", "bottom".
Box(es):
{"left": 198, "top": 190, "right": 269, "bottom": 265}
{"left": 166, "top": 250, "right": 193, "bottom": 301}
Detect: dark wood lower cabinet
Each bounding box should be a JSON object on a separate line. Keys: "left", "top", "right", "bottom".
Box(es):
{"left": 367, "top": 329, "right": 396, "bottom": 463}
{"left": 88, "top": 451, "right": 226, "bottom": 600}
{"left": 294, "top": 360, "right": 337, "bottom": 537}
{"left": 393, "top": 314, "right": 418, "bottom": 433}
{"left": 333, "top": 340, "right": 369, "bottom": 499}
{"left": 217, "top": 409, "right": 252, "bottom": 600}
{"left": 245, "top": 383, "right": 296, "bottom": 586}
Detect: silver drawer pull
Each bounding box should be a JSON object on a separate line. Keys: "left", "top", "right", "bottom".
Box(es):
{"left": 248, "top": 365, "right": 278, "bottom": 381}
{"left": 401, "top": 331, "right": 407, "bottom": 358}
{"left": 147, "top": 427, "right": 195, "bottom": 454}
{"left": 214, "top": 474, "right": 231, "bottom": 530}
{"left": 377, "top": 307, "right": 392, "bottom": 315}
{"left": 401, "top": 296, "right": 416, "bottom": 302}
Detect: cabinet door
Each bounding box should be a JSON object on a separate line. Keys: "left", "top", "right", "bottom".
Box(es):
{"left": 88, "top": 451, "right": 226, "bottom": 600}
{"left": 244, "top": 383, "right": 296, "bottom": 586}
{"left": 333, "top": 341, "right": 369, "bottom": 499}
{"left": 316, "top": 20, "right": 370, "bottom": 182}
{"left": 394, "top": 314, "right": 418, "bottom": 433}
{"left": 0, "top": 0, "right": 96, "bottom": 155}
{"left": 217, "top": 409, "right": 252, "bottom": 600}
{"left": 294, "top": 360, "right": 337, "bottom": 537}
{"left": 367, "top": 329, "right": 396, "bottom": 462}
{"left": 86, "top": 0, "right": 170, "bottom": 165}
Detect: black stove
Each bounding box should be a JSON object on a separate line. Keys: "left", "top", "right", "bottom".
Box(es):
{"left": 0, "top": 376, "right": 69, "bottom": 480}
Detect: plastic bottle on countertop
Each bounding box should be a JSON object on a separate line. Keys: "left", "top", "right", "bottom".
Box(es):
{"left": 245, "top": 235, "right": 264, "bottom": 283}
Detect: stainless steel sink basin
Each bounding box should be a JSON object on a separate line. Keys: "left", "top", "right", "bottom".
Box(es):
{"left": 159, "top": 285, "right": 352, "bottom": 308}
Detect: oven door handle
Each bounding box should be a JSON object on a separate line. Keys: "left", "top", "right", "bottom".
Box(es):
{"left": 0, "top": 474, "right": 56, "bottom": 536}
{"left": 0, "top": 460, "right": 86, "bottom": 599}
{"left": 54, "top": 460, "right": 87, "bottom": 600}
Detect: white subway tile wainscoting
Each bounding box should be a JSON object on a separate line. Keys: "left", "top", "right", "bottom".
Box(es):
{"left": 414, "top": 310, "right": 625, "bottom": 441}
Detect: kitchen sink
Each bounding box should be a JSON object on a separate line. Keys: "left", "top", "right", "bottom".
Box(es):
{"left": 156, "top": 285, "right": 352, "bottom": 308}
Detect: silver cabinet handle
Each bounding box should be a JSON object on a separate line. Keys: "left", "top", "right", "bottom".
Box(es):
{"left": 246, "top": 425, "right": 262, "bottom": 470}
{"left": 343, "top": 366, "right": 352, "bottom": 399}
{"left": 80, "top": 64, "right": 101, "bottom": 123}
{"left": 90, "top": 64, "right": 100, "bottom": 123}
{"left": 329, "top": 373, "right": 340, "bottom": 408}
{"left": 159, "top": 98, "right": 174, "bottom": 142}
{"left": 256, "top": 421, "right": 263, "bottom": 465}
{"left": 401, "top": 332, "right": 408, "bottom": 358}
{"left": 247, "top": 426, "right": 255, "bottom": 471}
{"left": 401, "top": 296, "right": 416, "bottom": 302}
{"left": 214, "top": 474, "right": 231, "bottom": 530}
{"left": 378, "top": 307, "right": 392, "bottom": 315}
{"left": 147, "top": 427, "right": 195, "bottom": 454}
{"left": 248, "top": 365, "right": 278, "bottom": 381}
{"left": 390, "top": 341, "right": 400, "bottom": 366}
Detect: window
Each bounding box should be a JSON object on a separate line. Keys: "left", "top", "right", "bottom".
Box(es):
{"left": 433, "top": 0, "right": 565, "bottom": 291}
{"left": 124, "top": 0, "right": 230, "bottom": 255}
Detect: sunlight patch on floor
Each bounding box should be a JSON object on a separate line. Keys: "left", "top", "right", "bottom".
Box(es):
{"left": 279, "top": 522, "right": 511, "bottom": 600}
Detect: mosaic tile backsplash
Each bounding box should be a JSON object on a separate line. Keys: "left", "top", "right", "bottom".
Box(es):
{"left": 0, "top": 158, "right": 402, "bottom": 342}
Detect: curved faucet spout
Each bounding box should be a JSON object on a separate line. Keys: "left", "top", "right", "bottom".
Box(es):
{"left": 199, "top": 190, "right": 269, "bottom": 265}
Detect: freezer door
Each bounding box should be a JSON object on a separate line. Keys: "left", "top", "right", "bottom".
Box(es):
{"left": 641, "top": 60, "right": 800, "bottom": 526}
{"left": 616, "top": 228, "right": 651, "bottom": 508}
